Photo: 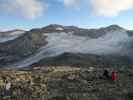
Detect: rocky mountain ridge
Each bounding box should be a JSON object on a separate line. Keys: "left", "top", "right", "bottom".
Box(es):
{"left": 0, "top": 24, "right": 133, "bottom": 68}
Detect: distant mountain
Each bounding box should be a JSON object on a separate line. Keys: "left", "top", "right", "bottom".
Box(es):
{"left": 74, "top": 25, "right": 124, "bottom": 38}
{"left": 0, "top": 24, "right": 133, "bottom": 68}
{"left": 0, "top": 30, "right": 47, "bottom": 66}
{"left": 0, "top": 29, "right": 25, "bottom": 37}
{"left": 29, "top": 24, "right": 127, "bottom": 38}
{"left": 29, "top": 24, "right": 81, "bottom": 34}
{"left": 0, "top": 29, "right": 25, "bottom": 43}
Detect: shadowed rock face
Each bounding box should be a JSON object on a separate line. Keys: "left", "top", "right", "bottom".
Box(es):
{"left": 32, "top": 52, "right": 133, "bottom": 68}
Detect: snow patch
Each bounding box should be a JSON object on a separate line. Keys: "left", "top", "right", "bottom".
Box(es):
{"left": 56, "top": 27, "right": 64, "bottom": 31}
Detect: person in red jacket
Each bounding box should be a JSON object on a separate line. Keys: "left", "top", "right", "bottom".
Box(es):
{"left": 111, "top": 71, "right": 117, "bottom": 81}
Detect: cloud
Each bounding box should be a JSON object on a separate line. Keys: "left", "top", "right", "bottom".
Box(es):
{"left": 90, "top": 0, "right": 133, "bottom": 16}
{"left": 0, "top": 0, "right": 46, "bottom": 19}
{"left": 59, "top": 0, "right": 82, "bottom": 8}
{"left": 61, "top": 0, "right": 133, "bottom": 16}
{"left": 44, "top": 31, "right": 130, "bottom": 56}
{"left": 65, "top": 0, "right": 81, "bottom": 7}
{"left": 1, "top": 0, "right": 133, "bottom": 19}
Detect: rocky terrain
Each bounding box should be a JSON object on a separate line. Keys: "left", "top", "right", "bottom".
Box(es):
{"left": 0, "top": 66, "right": 133, "bottom": 100}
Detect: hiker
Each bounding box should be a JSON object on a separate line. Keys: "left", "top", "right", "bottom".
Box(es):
{"left": 3, "top": 80, "right": 12, "bottom": 99}
{"left": 103, "top": 69, "right": 111, "bottom": 79}
{"left": 111, "top": 71, "right": 117, "bottom": 81}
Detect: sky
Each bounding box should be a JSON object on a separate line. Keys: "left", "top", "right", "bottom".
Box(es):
{"left": 0, "top": 0, "right": 133, "bottom": 31}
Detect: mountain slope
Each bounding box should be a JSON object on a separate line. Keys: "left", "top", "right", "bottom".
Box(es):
{"left": 0, "top": 30, "right": 47, "bottom": 66}
{"left": 32, "top": 52, "right": 133, "bottom": 68}
{"left": 0, "top": 29, "right": 25, "bottom": 43}
{"left": 0, "top": 24, "right": 133, "bottom": 68}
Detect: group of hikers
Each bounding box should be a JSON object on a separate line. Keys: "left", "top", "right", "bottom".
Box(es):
{"left": 103, "top": 69, "right": 117, "bottom": 81}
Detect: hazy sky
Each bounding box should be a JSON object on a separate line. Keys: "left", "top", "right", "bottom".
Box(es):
{"left": 0, "top": 0, "right": 133, "bottom": 30}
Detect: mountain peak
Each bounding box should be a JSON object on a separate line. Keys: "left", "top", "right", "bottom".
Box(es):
{"left": 44, "top": 24, "right": 64, "bottom": 28}
{"left": 106, "top": 25, "right": 124, "bottom": 30}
